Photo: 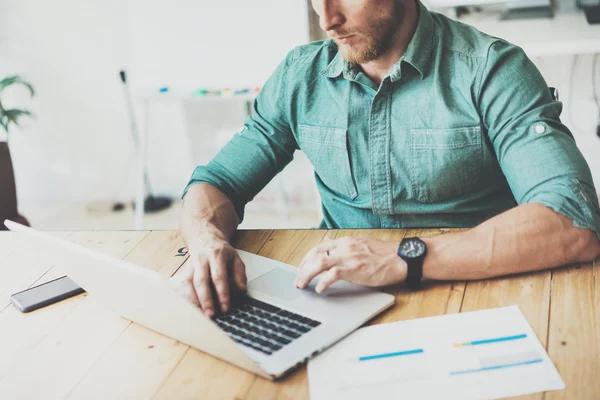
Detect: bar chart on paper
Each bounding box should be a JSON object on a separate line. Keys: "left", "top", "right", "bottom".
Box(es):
{"left": 448, "top": 333, "right": 543, "bottom": 376}
{"left": 308, "top": 306, "right": 564, "bottom": 400}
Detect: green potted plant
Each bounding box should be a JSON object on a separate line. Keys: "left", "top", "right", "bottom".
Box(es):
{"left": 0, "top": 75, "right": 34, "bottom": 229}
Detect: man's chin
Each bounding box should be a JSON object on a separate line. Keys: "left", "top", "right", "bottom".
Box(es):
{"left": 340, "top": 47, "right": 378, "bottom": 64}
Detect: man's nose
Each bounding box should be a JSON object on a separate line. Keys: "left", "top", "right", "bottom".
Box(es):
{"left": 317, "top": 0, "right": 344, "bottom": 32}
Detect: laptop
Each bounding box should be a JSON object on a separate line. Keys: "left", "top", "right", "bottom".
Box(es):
{"left": 5, "top": 220, "right": 395, "bottom": 380}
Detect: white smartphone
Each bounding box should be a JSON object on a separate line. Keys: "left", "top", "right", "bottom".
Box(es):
{"left": 10, "top": 276, "right": 85, "bottom": 313}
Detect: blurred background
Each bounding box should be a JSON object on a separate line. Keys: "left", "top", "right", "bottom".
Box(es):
{"left": 0, "top": 0, "right": 599, "bottom": 231}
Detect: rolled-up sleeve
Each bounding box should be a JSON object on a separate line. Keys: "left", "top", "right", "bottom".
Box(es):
{"left": 478, "top": 40, "right": 600, "bottom": 240}
{"left": 182, "top": 51, "right": 299, "bottom": 222}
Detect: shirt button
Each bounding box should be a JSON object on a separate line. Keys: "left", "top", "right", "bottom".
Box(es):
{"left": 535, "top": 124, "right": 546, "bottom": 134}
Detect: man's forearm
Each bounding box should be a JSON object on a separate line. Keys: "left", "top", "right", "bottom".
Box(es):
{"left": 422, "top": 203, "right": 600, "bottom": 281}
{"left": 180, "top": 183, "right": 240, "bottom": 244}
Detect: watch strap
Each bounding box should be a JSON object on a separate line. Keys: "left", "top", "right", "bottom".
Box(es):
{"left": 405, "top": 258, "right": 424, "bottom": 289}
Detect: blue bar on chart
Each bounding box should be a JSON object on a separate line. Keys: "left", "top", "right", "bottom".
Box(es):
{"left": 358, "top": 348, "right": 424, "bottom": 362}
{"left": 450, "top": 358, "right": 543, "bottom": 376}
{"left": 453, "top": 333, "right": 528, "bottom": 348}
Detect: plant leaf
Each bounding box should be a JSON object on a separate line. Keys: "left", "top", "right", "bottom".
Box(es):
{"left": 0, "top": 76, "right": 20, "bottom": 91}
{"left": 0, "top": 75, "right": 35, "bottom": 97}
{"left": 0, "top": 117, "right": 9, "bottom": 134}
{"left": 4, "top": 109, "right": 34, "bottom": 126}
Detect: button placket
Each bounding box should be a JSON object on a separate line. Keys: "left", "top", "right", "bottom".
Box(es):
{"left": 369, "top": 85, "right": 393, "bottom": 215}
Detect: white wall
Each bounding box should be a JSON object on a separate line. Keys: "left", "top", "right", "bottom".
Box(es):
{"left": 1, "top": 0, "right": 134, "bottom": 204}
{"left": 129, "top": 0, "right": 309, "bottom": 90}
{"left": 1, "top": 0, "right": 311, "bottom": 206}
{"left": 1, "top": 0, "right": 599, "bottom": 211}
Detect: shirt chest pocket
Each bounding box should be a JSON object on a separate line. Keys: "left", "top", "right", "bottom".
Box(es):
{"left": 297, "top": 125, "right": 358, "bottom": 200}
{"left": 409, "top": 126, "right": 483, "bottom": 203}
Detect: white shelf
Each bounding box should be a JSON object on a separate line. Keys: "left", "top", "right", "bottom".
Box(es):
{"left": 136, "top": 90, "right": 258, "bottom": 102}
{"left": 457, "top": 10, "right": 600, "bottom": 57}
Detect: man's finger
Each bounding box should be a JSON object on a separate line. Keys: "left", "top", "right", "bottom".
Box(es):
{"left": 295, "top": 254, "right": 340, "bottom": 289}
{"left": 315, "top": 266, "right": 346, "bottom": 293}
{"left": 192, "top": 257, "right": 215, "bottom": 318}
{"left": 232, "top": 255, "right": 247, "bottom": 292}
{"left": 209, "top": 251, "right": 231, "bottom": 313}
{"left": 298, "top": 240, "right": 338, "bottom": 270}
{"left": 297, "top": 248, "right": 318, "bottom": 271}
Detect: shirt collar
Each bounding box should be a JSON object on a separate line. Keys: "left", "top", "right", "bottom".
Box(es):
{"left": 320, "top": 46, "right": 360, "bottom": 80}
{"left": 320, "top": 0, "right": 435, "bottom": 82}
{"left": 391, "top": 0, "right": 435, "bottom": 81}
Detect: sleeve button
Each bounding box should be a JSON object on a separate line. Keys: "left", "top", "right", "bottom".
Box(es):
{"left": 535, "top": 124, "right": 546, "bottom": 134}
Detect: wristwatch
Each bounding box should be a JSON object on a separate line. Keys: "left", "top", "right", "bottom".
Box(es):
{"left": 396, "top": 237, "right": 427, "bottom": 289}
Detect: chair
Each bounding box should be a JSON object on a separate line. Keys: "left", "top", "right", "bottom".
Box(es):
{"left": 0, "top": 143, "right": 29, "bottom": 230}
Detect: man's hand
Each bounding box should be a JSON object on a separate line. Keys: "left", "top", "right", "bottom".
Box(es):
{"left": 170, "top": 233, "right": 246, "bottom": 318}
{"left": 294, "top": 236, "right": 407, "bottom": 293}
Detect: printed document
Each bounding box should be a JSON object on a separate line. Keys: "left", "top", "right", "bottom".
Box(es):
{"left": 308, "top": 305, "right": 564, "bottom": 399}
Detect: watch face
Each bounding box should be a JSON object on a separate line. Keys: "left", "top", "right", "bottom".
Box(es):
{"left": 399, "top": 238, "right": 426, "bottom": 259}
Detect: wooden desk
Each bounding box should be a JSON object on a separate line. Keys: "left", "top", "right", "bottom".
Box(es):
{"left": 0, "top": 228, "right": 597, "bottom": 399}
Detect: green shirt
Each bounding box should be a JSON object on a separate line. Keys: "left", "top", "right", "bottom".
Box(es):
{"left": 184, "top": 1, "right": 600, "bottom": 238}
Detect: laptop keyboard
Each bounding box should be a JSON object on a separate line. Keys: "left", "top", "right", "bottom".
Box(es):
{"left": 214, "top": 297, "right": 322, "bottom": 356}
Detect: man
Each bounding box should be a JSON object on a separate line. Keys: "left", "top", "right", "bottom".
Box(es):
{"left": 174, "top": 0, "right": 600, "bottom": 317}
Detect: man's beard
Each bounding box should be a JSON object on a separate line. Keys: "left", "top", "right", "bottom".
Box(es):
{"left": 339, "top": 36, "right": 384, "bottom": 64}
{"left": 338, "top": 3, "right": 404, "bottom": 64}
